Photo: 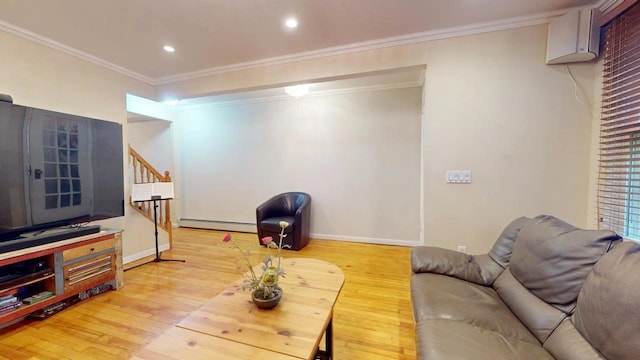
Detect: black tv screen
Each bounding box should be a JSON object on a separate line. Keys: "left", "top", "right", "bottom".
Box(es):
{"left": 0, "top": 100, "right": 124, "bottom": 242}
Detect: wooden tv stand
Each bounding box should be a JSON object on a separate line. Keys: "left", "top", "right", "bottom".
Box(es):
{"left": 0, "top": 229, "right": 123, "bottom": 327}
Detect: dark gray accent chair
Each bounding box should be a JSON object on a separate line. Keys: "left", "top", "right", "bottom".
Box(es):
{"left": 256, "top": 192, "right": 311, "bottom": 251}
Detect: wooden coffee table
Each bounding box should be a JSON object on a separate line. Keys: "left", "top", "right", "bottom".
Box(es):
{"left": 132, "top": 258, "right": 344, "bottom": 360}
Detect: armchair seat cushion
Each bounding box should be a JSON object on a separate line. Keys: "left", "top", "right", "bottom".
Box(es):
{"left": 259, "top": 216, "right": 295, "bottom": 233}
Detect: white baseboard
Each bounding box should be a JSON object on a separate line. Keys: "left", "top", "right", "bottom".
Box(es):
{"left": 123, "top": 243, "right": 171, "bottom": 264}
{"left": 310, "top": 233, "right": 420, "bottom": 247}
{"left": 179, "top": 218, "right": 257, "bottom": 233}
{"left": 175, "top": 219, "right": 419, "bottom": 247}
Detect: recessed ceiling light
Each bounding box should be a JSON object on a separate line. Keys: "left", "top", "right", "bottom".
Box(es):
{"left": 285, "top": 18, "right": 298, "bottom": 28}
{"left": 164, "top": 99, "right": 179, "bottom": 106}
{"left": 163, "top": 45, "right": 175, "bottom": 53}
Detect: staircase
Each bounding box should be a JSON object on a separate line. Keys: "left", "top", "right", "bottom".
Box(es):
{"left": 128, "top": 145, "right": 173, "bottom": 247}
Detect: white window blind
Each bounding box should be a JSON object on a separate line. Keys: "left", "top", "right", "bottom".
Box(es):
{"left": 598, "top": 2, "right": 640, "bottom": 238}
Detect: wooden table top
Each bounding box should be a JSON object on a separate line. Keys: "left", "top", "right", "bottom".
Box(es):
{"left": 132, "top": 257, "right": 345, "bottom": 360}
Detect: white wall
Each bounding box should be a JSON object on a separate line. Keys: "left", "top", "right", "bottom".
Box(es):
{"left": 175, "top": 87, "right": 422, "bottom": 244}
{"left": 159, "top": 24, "right": 599, "bottom": 253}
{"left": 420, "top": 26, "right": 597, "bottom": 253}
{"left": 1, "top": 21, "right": 600, "bottom": 256}
{"left": 128, "top": 119, "right": 173, "bottom": 177}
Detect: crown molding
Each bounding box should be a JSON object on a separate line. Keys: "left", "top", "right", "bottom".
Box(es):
{"left": 1, "top": 6, "right": 586, "bottom": 87}
{"left": 0, "top": 19, "right": 154, "bottom": 85}
{"left": 310, "top": 80, "right": 422, "bottom": 99}
{"left": 177, "top": 80, "right": 422, "bottom": 111}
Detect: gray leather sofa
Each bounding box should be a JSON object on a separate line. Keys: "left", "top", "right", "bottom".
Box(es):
{"left": 411, "top": 215, "right": 640, "bottom": 360}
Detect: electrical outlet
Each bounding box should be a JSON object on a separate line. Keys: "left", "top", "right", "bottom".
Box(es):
{"left": 456, "top": 245, "right": 467, "bottom": 254}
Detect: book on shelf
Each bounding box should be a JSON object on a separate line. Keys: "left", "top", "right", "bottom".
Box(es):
{"left": 0, "top": 293, "right": 16, "bottom": 300}
{"left": 22, "top": 291, "right": 53, "bottom": 305}
{"left": 0, "top": 295, "right": 18, "bottom": 307}
{"left": 0, "top": 301, "right": 22, "bottom": 314}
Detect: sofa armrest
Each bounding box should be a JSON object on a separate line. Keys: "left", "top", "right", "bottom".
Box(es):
{"left": 293, "top": 195, "right": 311, "bottom": 247}
{"left": 411, "top": 247, "right": 504, "bottom": 286}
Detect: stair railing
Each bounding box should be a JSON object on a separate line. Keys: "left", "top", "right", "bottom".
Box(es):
{"left": 128, "top": 145, "right": 173, "bottom": 248}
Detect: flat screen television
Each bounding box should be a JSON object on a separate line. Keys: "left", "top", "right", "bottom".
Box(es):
{"left": 0, "top": 99, "right": 124, "bottom": 251}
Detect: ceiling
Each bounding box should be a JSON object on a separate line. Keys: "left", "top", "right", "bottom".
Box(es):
{"left": 0, "top": 0, "right": 599, "bottom": 85}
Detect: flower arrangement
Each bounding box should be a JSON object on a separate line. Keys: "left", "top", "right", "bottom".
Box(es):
{"left": 223, "top": 221, "right": 288, "bottom": 301}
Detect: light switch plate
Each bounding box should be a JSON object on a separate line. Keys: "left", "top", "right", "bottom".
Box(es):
{"left": 447, "top": 170, "right": 472, "bottom": 184}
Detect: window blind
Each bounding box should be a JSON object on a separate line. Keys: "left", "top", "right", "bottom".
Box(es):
{"left": 598, "top": 2, "right": 640, "bottom": 238}
{"left": 598, "top": 0, "right": 638, "bottom": 26}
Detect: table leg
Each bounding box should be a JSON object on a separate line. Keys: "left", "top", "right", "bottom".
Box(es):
{"left": 315, "top": 318, "right": 333, "bottom": 360}
{"left": 326, "top": 318, "right": 333, "bottom": 358}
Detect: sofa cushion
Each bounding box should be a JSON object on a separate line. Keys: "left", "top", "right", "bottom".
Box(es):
{"left": 411, "top": 273, "right": 538, "bottom": 344}
{"left": 415, "top": 319, "right": 555, "bottom": 360}
{"left": 508, "top": 215, "right": 620, "bottom": 313}
{"left": 259, "top": 216, "right": 295, "bottom": 233}
{"left": 493, "top": 269, "right": 567, "bottom": 343}
{"left": 573, "top": 241, "right": 640, "bottom": 360}
{"left": 542, "top": 318, "right": 603, "bottom": 360}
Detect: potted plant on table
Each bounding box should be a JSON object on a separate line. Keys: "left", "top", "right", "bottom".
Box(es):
{"left": 222, "top": 221, "right": 288, "bottom": 309}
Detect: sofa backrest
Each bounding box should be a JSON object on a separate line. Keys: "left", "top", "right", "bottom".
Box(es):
{"left": 508, "top": 215, "right": 621, "bottom": 313}
{"left": 476, "top": 216, "right": 530, "bottom": 285}
{"left": 543, "top": 241, "right": 640, "bottom": 360}
{"left": 494, "top": 215, "right": 621, "bottom": 343}
{"left": 258, "top": 192, "right": 311, "bottom": 216}
{"left": 487, "top": 216, "right": 530, "bottom": 268}
{"left": 571, "top": 241, "right": 640, "bottom": 360}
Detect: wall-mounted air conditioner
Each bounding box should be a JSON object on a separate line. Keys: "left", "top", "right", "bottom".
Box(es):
{"left": 546, "top": 8, "right": 600, "bottom": 64}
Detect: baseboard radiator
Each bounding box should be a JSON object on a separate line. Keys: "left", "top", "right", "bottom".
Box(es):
{"left": 178, "top": 219, "right": 257, "bottom": 233}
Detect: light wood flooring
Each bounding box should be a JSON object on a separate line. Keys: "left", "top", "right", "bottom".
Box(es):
{"left": 0, "top": 228, "right": 416, "bottom": 359}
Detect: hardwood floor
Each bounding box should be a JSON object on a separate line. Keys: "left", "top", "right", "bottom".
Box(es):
{"left": 0, "top": 228, "right": 416, "bottom": 359}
